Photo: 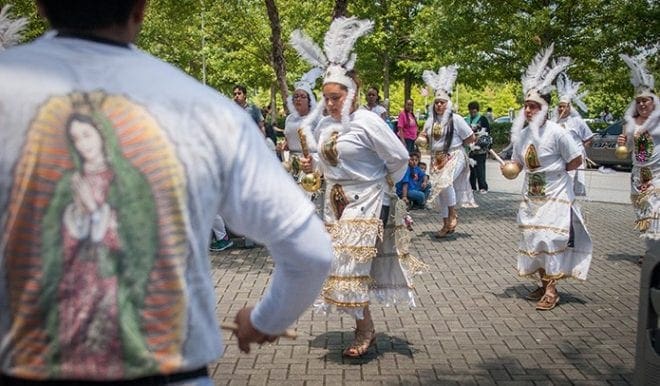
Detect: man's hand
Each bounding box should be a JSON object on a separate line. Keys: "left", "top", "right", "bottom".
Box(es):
{"left": 617, "top": 134, "right": 627, "bottom": 146}
{"left": 233, "top": 307, "right": 276, "bottom": 354}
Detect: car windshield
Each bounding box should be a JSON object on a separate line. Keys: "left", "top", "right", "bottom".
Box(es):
{"left": 604, "top": 120, "right": 624, "bottom": 136}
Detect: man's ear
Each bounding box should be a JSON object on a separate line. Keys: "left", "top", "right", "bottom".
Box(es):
{"left": 36, "top": 1, "right": 47, "bottom": 18}
{"left": 132, "top": 0, "right": 147, "bottom": 24}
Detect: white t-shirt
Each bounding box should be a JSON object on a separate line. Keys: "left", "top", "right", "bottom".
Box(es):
{"left": 0, "top": 33, "right": 332, "bottom": 380}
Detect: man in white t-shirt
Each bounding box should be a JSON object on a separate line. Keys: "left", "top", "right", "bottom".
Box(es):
{"left": 0, "top": 1, "right": 332, "bottom": 384}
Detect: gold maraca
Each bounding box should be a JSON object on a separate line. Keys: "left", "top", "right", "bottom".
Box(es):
{"left": 614, "top": 145, "right": 630, "bottom": 160}
{"left": 297, "top": 127, "right": 321, "bottom": 192}
{"left": 489, "top": 149, "right": 521, "bottom": 180}
{"left": 415, "top": 135, "right": 428, "bottom": 149}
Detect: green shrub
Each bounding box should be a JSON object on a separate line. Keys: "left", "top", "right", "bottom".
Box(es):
{"left": 490, "top": 122, "right": 512, "bottom": 146}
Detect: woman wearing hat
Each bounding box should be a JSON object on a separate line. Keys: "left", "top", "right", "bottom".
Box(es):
{"left": 280, "top": 68, "right": 323, "bottom": 197}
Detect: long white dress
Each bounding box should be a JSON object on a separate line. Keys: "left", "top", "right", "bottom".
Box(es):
{"left": 555, "top": 115, "right": 594, "bottom": 196}
{"left": 423, "top": 112, "right": 477, "bottom": 217}
{"left": 512, "top": 120, "right": 593, "bottom": 280}
{"left": 313, "top": 109, "right": 425, "bottom": 319}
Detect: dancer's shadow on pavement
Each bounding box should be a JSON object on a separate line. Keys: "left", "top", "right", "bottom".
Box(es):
{"left": 493, "top": 284, "right": 587, "bottom": 305}
{"left": 310, "top": 331, "right": 418, "bottom": 364}
{"left": 420, "top": 230, "right": 473, "bottom": 241}
{"left": 606, "top": 253, "right": 642, "bottom": 265}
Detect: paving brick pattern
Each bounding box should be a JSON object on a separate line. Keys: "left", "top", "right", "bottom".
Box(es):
{"left": 209, "top": 192, "right": 643, "bottom": 385}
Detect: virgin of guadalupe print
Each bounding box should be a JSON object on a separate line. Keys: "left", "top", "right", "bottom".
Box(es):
{"left": 2, "top": 91, "right": 190, "bottom": 379}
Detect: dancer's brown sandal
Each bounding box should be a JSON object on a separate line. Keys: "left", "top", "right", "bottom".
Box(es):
{"left": 536, "top": 292, "right": 559, "bottom": 310}
{"left": 343, "top": 328, "right": 376, "bottom": 358}
{"left": 436, "top": 227, "right": 451, "bottom": 238}
{"left": 447, "top": 214, "right": 458, "bottom": 234}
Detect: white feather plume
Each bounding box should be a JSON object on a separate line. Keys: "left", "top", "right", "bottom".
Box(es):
{"left": 438, "top": 65, "right": 458, "bottom": 95}
{"left": 538, "top": 56, "right": 571, "bottom": 95}
{"left": 290, "top": 29, "right": 328, "bottom": 69}
{"left": 322, "top": 17, "right": 373, "bottom": 69}
{"left": 422, "top": 65, "right": 458, "bottom": 95}
{"left": 557, "top": 72, "right": 589, "bottom": 113}
{"left": 422, "top": 70, "right": 440, "bottom": 92}
{"left": 522, "top": 43, "right": 555, "bottom": 94}
{"left": 522, "top": 43, "right": 571, "bottom": 97}
{"left": 0, "top": 5, "right": 27, "bottom": 51}
{"left": 620, "top": 47, "right": 656, "bottom": 93}
{"left": 573, "top": 91, "right": 589, "bottom": 113}
{"left": 422, "top": 70, "right": 440, "bottom": 90}
{"left": 297, "top": 67, "right": 323, "bottom": 88}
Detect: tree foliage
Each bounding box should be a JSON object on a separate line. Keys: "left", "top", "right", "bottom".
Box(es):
{"left": 3, "top": 0, "right": 658, "bottom": 117}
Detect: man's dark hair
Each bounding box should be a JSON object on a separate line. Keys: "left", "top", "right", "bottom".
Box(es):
{"left": 38, "top": 0, "right": 139, "bottom": 30}
{"left": 410, "top": 151, "right": 421, "bottom": 159}
{"left": 467, "top": 101, "right": 480, "bottom": 111}
{"left": 540, "top": 93, "right": 551, "bottom": 105}
{"left": 233, "top": 85, "right": 247, "bottom": 95}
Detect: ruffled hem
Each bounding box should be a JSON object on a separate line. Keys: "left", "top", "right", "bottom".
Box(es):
{"left": 313, "top": 287, "right": 417, "bottom": 319}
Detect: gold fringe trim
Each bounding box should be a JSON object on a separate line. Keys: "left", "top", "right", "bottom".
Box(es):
{"left": 399, "top": 253, "right": 429, "bottom": 274}
{"left": 518, "top": 225, "right": 569, "bottom": 234}
{"left": 519, "top": 269, "right": 568, "bottom": 281}
{"left": 323, "top": 275, "right": 373, "bottom": 289}
{"left": 326, "top": 219, "right": 383, "bottom": 241}
{"left": 323, "top": 275, "right": 373, "bottom": 293}
{"left": 518, "top": 246, "right": 568, "bottom": 257}
{"left": 634, "top": 217, "right": 655, "bottom": 232}
{"left": 631, "top": 188, "right": 660, "bottom": 208}
{"left": 333, "top": 245, "right": 377, "bottom": 263}
{"left": 322, "top": 297, "right": 369, "bottom": 308}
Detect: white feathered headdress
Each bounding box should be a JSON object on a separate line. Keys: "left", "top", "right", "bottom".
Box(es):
{"left": 0, "top": 5, "right": 27, "bottom": 51}
{"left": 620, "top": 47, "right": 657, "bottom": 98}
{"left": 510, "top": 44, "right": 571, "bottom": 147}
{"left": 290, "top": 17, "right": 373, "bottom": 129}
{"left": 287, "top": 67, "right": 322, "bottom": 118}
{"left": 422, "top": 65, "right": 458, "bottom": 101}
{"left": 556, "top": 71, "right": 588, "bottom": 113}
{"left": 621, "top": 47, "right": 660, "bottom": 138}
{"left": 522, "top": 43, "right": 571, "bottom": 107}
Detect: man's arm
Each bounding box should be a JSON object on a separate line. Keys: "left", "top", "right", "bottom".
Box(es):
{"left": 216, "top": 109, "right": 332, "bottom": 352}
{"left": 566, "top": 155, "right": 582, "bottom": 171}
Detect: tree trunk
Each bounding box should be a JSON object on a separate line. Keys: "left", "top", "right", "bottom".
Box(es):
{"left": 332, "top": 0, "right": 349, "bottom": 19}
{"left": 265, "top": 0, "right": 289, "bottom": 115}
{"left": 382, "top": 53, "right": 391, "bottom": 116}
{"left": 404, "top": 74, "right": 412, "bottom": 104}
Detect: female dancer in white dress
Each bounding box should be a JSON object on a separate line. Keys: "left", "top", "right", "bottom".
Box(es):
{"left": 617, "top": 52, "right": 660, "bottom": 262}
{"left": 416, "top": 65, "right": 476, "bottom": 238}
{"left": 292, "top": 17, "right": 426, "bottom": 357}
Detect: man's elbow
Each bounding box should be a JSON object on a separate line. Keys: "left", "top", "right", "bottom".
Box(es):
{"left": 567, "top": 156, "right": 582, "bottom": 171}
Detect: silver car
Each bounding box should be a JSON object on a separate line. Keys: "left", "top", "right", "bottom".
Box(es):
{"left": 586, "top": 120, "right": 633, "bottom": 169}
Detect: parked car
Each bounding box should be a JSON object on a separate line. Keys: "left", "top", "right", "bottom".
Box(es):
{"left": 585, "top": 120, "right": 632, "bottom": 169}
{"left": 494, "top": 115, "right": 512, "bottom": 124}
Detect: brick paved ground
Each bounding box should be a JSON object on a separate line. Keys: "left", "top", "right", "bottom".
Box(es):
{"left": 209, "top": 192, "right": 644, "bottom": 385}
